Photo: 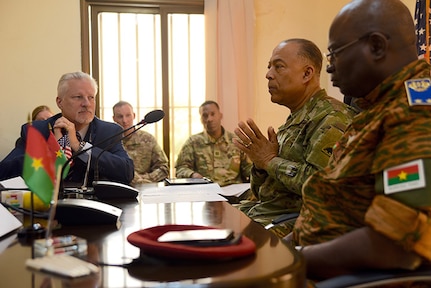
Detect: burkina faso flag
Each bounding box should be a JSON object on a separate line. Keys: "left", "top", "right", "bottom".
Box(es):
{"left": 22, "top": 125, "right": 55, "bottom": 205}
{"left": 387, "top": 164, "right": 420, "bottom": 186}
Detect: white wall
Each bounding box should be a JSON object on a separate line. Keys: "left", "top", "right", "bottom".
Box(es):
{"left": 0, "top": 0, "right": 80, "bottom": 159}
{"left": 0, "top": 0, "right": 416, "bottom": 159}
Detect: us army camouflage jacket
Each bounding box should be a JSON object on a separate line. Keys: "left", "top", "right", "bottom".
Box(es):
{"left": 240, "top": 89, "right": 356, "bottom": 235}
{"left": 123, "top": 130, "right": 169, "bottom": 184}
{"left": 175, "top": 128, "right": 252, "bottom": 187}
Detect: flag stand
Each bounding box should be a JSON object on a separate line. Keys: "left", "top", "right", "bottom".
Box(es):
{"left": 45, "top": 169, "right": 62, "bottom": 240}
{"left": 17, "top": 192, "right": 46, "bottom": 245}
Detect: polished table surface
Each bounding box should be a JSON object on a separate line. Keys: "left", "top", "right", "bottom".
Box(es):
{"left": 0, "top": 186, "right": 305, "bottom": 287}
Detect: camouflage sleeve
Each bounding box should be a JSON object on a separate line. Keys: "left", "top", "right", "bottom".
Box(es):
{"left": 266, "top": 157, "right": 313, "bottom": 195}
{"left": 175, "top": 138, "right": 196, "bottom": 178}
{"left": 267, "top": 113, "right": 349, "bottom": 195}
{"left": 240, "top": 152, "right": 253, "bottom": 182}
{"left": 139, "top": 143, "right": 170, "bottom": 182}
{"left": 250, "top": 165, "right": 269, "bottom": 198}
{"left": 365, "top": 195, "right": 431, "bottom": 262}
{"left": 132, "top": 172, "right": 150, "bottom": 184}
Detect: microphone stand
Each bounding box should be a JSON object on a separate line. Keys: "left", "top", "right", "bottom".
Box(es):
{"left": 82, "top": 109, "right": 165, "bottom": 189}
{"left": 91, "top": 122, "right": 162, "bottom": 200}
{"left": 50, "top": 110, "right": 164, "bottom": 228}
{"left": 44, "top": 169, "right": 62, "bottom": 240}
{"left": 58, "top": 119, "right": 144, "bottom": 198}
{"left": 93, "top": 123, "right": 145, "bottom": 182}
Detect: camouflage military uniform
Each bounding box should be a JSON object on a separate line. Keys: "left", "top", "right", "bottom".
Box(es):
{"left": 175, "top": 127, "right": 252, "bottom": 187}
{"left": 238, "top": 89, "right": 357, "bottom": 237}
{"left": 123, "top": 130, "right": 169, "bottom": 184}
{"left": 292, "top": 60, "right": 431, "bottom": 247}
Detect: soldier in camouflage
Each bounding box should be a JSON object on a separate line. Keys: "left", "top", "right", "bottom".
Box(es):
{"left": 113, "top": 101, "right": 169, "bottom": 184}
{"left": 287, "top": 0, "right": 431, "bottom": 282}
{"left": 175, "top": 100, "right": 252, "bottom": 187}
{"left": 234, "top": 39, "right": 356, "bottom": 238}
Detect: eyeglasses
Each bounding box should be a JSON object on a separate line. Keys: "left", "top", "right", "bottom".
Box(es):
{"left": 325, "top": 33, "right": 372, "bottom": 64}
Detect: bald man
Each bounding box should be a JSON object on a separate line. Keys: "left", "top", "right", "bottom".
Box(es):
{"left": 288, "top": 0, "right": 431, "bottom": 282}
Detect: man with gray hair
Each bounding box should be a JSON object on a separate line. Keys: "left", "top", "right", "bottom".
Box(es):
{"left": 0, "top": 72, "right": 134, "bottom": 186}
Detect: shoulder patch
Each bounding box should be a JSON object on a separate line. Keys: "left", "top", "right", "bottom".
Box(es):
{"left": 404, "top": 78, "right": 431, "bottom": 106}
{"left": 306, "top": 125, "right": 344, "bottom": 169}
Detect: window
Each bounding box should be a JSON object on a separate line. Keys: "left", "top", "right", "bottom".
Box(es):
{"left": 81, "top": 0, "right": 205, "bottom": 177}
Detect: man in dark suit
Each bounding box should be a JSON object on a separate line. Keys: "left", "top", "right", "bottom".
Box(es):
{"left": 0, "top": 72, "right": 134, "bottom": 186}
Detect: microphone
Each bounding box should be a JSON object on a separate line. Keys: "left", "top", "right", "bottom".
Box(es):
{"left": 59, "top": 109, "right": 165, "bottom": 193}
{"left": 53, "top": 109, "right": 165, "bottom": 227}
{"left": 137, "top": 109, "right": 165, "bottom": 125}
{"left": 92, "top": 110, "right": 165, "bottom": 200}
{"left": 88, "top": 109, "right": 165, "bottom": 151}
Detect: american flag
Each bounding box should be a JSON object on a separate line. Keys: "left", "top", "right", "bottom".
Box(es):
{"left": 415, "top": 0, "right": 431, "bottom": 63}
{"left": 57, "top": 134, "right": 73, "bottom": 164}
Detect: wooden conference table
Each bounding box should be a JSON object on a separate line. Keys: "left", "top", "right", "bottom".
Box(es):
{"left": 0, "top": 184, "right": 305, "bottom": 288}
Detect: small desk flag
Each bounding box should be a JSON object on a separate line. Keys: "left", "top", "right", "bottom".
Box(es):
{"left": 22, "top": 126, "right": 55, "bottom": 205}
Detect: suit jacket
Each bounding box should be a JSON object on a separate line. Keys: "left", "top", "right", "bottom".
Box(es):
{"left": 0, "top": 113, "right": 134, "bottom": 186}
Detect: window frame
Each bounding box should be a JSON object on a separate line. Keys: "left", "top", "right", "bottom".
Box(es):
{"left": 80, "top": 0, "right": 204, "bottom": 164}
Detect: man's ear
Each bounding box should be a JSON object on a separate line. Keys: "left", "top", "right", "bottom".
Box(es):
{"left": 56, "top": 96, "right": 62, "bottom": 109}
{"left": 368, "top": 32, "right": 388, "bottom": 60}
{"left": 303, "top": 66, "right": 314, "bottom": 82}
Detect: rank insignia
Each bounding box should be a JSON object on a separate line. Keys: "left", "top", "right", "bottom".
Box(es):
{"left": 404, "top": 78, "right": 431, "bottom": 106}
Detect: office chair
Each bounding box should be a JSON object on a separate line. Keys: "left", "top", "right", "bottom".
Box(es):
{"left": 315, "top": 264, "right": 431, "bottom": 288}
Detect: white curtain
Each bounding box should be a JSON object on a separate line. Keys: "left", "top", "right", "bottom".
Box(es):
{"left": 205, "top": 0, "right": 256, "bottom": 131}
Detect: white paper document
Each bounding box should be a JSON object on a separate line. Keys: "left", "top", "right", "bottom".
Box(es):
{"left": 0, "top": 176, "right": 28, "bottom": 189}
{"left": 220, "top": 183, "right": 251, "bottom": 197}
{"left": 0, "top": 203, "right": 22, "bottom": 238}
{"left": 140, "top": 183, "right": 227, "bottom": 204}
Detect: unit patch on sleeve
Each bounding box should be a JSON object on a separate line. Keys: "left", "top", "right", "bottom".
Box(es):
{"left": 404, "top": 78, "right": 431, "bottom": 106}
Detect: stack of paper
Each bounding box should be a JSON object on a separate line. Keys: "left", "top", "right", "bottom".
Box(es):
{"left": 219, "top": 183, "right": 251, "bottom": 198}
{"left": 140, "top": 183, "right": 227, "bottom": 204}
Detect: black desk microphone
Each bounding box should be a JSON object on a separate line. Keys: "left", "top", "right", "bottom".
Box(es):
{"left": 59, "top": 109, "right": 165, "bottom": 195}
{"left": 92, "top": 109, "right": 165, "bottom": 200}
{"left": 55, "top": 109, "right": 165, "bottom": 226}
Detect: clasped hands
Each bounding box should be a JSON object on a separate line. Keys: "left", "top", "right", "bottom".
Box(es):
{"left": 53, "top": 117, "right": 81, "bottom": 152}
{"left": 233, "top": 119, "right": 279, "bottom": 171}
